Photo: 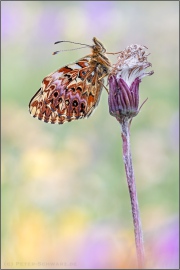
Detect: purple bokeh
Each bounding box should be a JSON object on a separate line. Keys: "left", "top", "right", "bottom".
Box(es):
{"left": 37, "top": 9, "right": 65, "bottom": 42}
{"left": 83, "top": 1, "right": 116, "bottom": 36}
{"left": 1, "top": 2, "right": 23, "bottom": 39}
{"left": 169, "top": 112, "right": 179, "bottom": 151}
{"left": 151, "top": 219, "right": 179, "bottom": 269}
{"left": 76, "top": 225, "right": 118, "bottom": 269}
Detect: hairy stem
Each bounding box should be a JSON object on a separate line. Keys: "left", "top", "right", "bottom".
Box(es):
{"left": 121, "top": 119, "right": 145, "bottom": 268}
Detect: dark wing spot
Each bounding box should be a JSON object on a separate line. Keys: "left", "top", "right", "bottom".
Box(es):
{"left": 80, "top": 103, "right": 86, "bottom": 113}
{"left": 103, "top": 67, "right": 108, "bottom": 73}
{"left": 64, "top": 74, "right": 72, "bottom": 82}
{"left": 72, "top": 108, "right": 77, "bottom": 114}
{"left": 50, "top": 85, "right": 56, "bottom": 90}
{"left": 58, "top": 66, "right": 73, "bottom": 73}
{"left": 65, "top": 100, "right": 70, "bottom": 105}
{"left": 87, "top": 75, "right": 93, "bottom": 83}
{"left": 54, "top": 92, "right": 58, "bottom": 97}
{"left": 72, "top": 100, "right": 78, "bottom": 107}
{"left": 79, "top": 70, "right": 87, "bottom": 79}
{"left": 77, "top": 87, "right": 82, "bottom": 91}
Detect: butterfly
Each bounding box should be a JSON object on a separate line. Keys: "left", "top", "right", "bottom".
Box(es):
{"left": 29, "top": 37, "right": 112, "bottom": 124}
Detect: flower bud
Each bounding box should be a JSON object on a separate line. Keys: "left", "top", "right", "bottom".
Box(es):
{"left": 108, "top": 44, "right": 154, "bottom": 123}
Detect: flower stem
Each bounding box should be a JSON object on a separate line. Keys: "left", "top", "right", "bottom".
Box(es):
{"left": 121, "top": 119, "right": 145, "bottom": 268}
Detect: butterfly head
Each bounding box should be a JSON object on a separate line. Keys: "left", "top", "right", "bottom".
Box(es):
{"left": 91, "top": 37, "right": 111, "bottom": 69}
{"left": 92, "top": 37, "right": 106, "bottom": 54}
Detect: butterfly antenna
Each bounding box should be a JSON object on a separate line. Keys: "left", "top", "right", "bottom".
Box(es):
{"left": 53, "top": 46, "right": 90, "bottom": 55}
{"left": 54, "top": 40, "right": 92, "bottom": 47}
{"left": 53, "top": 40, "right": 92, "bottom": 55}
{"left": 106, "top": 51, "right": 122, "bottom": 55}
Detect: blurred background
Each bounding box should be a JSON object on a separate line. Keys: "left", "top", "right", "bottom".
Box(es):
{"left": 1, "top": 1, "right": 179, "bottom": 269}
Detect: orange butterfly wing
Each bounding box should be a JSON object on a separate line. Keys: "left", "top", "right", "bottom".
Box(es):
{"left": 29, "top": 57, "right": 107, "bottom": 124}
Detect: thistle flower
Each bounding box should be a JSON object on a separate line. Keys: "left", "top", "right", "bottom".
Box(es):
{"left": 108, "top": 44, "right": 154, "bottom": 124}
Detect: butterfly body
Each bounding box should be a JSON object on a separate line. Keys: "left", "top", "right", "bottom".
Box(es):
{"left": 29, "top": 37, "right": 111, "bottom": 124}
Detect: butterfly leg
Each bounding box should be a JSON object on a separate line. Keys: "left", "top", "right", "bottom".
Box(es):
{"left": 98, "top": 73, "right": 109, "bottom": 93}
{"left": 99, "top": 81, "right": 109, "bottom": 94}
